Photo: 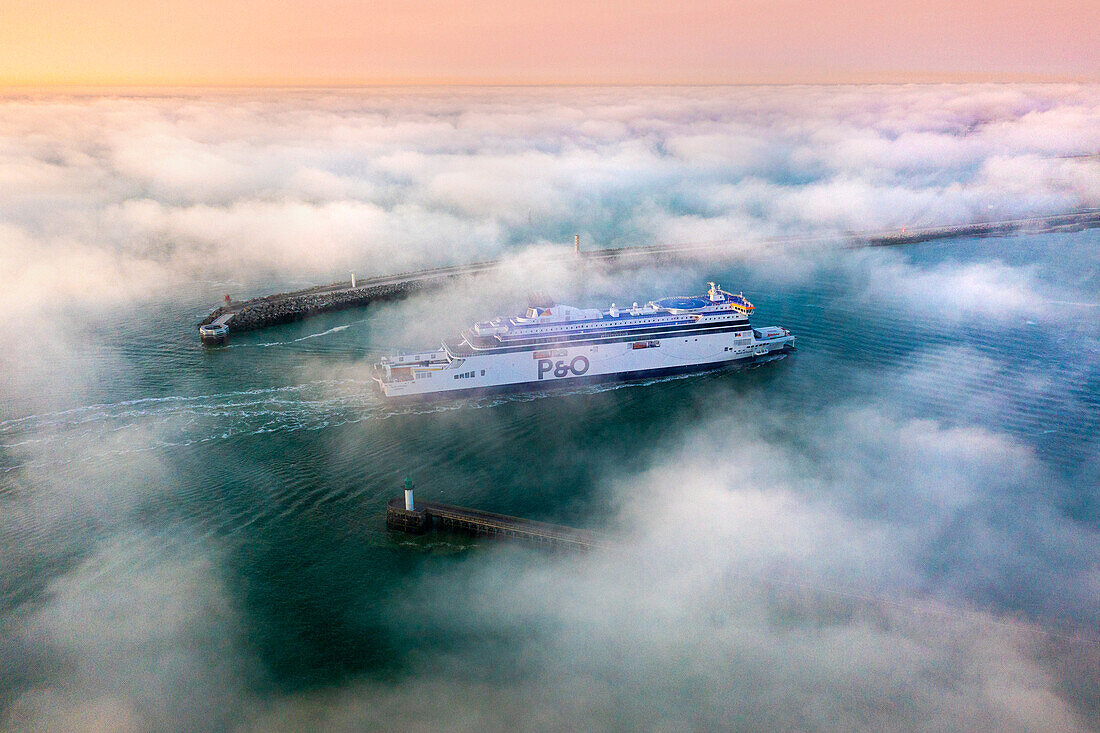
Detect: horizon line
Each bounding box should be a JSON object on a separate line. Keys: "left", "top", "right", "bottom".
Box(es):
{"left": 3, "top": 72, "right": 1098, "bottom": 90}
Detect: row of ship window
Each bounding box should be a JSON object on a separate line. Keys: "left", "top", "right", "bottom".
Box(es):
{"left": 510, "top": 323, "right": 739, "bottom": 345}
{"left": 527, "top": 317, "right": 673, "bottom": 333}
{"left": 414, "top": 369, "right": 486, "bottom": 380}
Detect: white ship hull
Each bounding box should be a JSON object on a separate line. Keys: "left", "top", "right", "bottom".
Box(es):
{"left": 374, "top": 325, "right": 793, "bottom": 399}
{"left": 374, "top": 282, "right": 793, "bottom": 399}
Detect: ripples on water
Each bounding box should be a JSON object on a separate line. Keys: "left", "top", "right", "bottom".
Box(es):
{"left": 2, "top": 361, "right": 804, "bottom": 489}
{"left": 1, "top": 231, "right": 1098, "bottom": 698}
{"left": 4, "top": 234, "right": 1097, "bottom": 524}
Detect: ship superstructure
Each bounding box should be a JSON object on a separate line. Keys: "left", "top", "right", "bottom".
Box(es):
{"left": 373, "top": 282, "right": 793, "bottom": 398}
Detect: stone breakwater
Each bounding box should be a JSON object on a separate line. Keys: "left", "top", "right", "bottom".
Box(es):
{"left": 198, "top": 208, "right": 1100, "bottom": 338}
{"left": 198, "top": 279, "right": 430, "bottom": 333}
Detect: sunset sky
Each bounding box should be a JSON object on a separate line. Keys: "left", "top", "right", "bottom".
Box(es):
{"left": 2, "top": 0, "right": 1097, "bottom": 86}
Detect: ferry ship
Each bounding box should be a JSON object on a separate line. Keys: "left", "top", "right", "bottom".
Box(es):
{"left": 373, "top": 282, "right": 794, "bottom": 398}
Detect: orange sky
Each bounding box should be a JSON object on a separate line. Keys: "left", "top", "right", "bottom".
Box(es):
{"left": 1, "top": 0, "right": 1097, "bottom": 85}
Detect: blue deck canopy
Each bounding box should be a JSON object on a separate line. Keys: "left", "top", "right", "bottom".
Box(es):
{"left": 653, "top": 296, "right": 710, "bottom": 311}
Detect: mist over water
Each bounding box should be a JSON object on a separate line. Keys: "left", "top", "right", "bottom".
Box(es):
{"left": 1, "top": 86, "right": 1098, "bottom": 731}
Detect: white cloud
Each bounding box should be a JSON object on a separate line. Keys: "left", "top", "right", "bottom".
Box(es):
{"left": 856, "top": 253, "right": 1047, "bottom": 320}
{"left": 3, "top": 533, "right": 257, "bottom": 733}
{"left": 237, "top": 396, "right": 1092, "bottom": 732}
{"left": 1, "top": 84, "right": 1098, "bottom": 731}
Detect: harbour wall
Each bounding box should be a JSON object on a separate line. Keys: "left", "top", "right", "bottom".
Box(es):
{"left": 199, "top": 208, "right": 1100, "bottom": 339}
{"left": 200, "top": 279, "right": 426, "bottom": 332}
{"left": 197, "top": 260, "right": 501, "bottom": 336}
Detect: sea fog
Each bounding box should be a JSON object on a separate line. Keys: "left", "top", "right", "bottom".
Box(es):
{"left": 1, "top": 85, "right": 1098, "bottom": 731}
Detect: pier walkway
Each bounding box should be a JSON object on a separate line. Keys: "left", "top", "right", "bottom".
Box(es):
{"left": 386, "top": 496, "right": 603, "bottom": 550}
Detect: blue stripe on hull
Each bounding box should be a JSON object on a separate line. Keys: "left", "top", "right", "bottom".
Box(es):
{"left": 379, "top": 345, "right": 794, "bottom": 401}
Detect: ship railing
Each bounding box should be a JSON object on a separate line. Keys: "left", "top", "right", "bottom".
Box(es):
{"left": 386, "top": 350, "right": 448, "bottom": 365}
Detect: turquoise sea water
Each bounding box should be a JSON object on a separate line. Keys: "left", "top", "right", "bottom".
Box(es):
{"left": 2, "top": 80, "right": 1100, "bottom": 726}
{"left": 3, "top": 231, "right": 1097, "bottom": 723}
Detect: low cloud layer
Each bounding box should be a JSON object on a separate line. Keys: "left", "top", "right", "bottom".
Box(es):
{"left": 2, "top": 86, "right": 1098, "bottom": 732}
{"left": 3, "top": 532, "right": 256, "bottom": 733}
{"left": 2, "top": 85, "right": 1097, "bottom": 387}
{"left": 3, "top": 85, "right": 1099, "bottom": 300}
{"left": 240, "top": 389, "right": 1097, "bottom": 731}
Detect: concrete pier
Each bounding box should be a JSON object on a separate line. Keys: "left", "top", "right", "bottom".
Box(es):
{"left": 198, "top": 313, "right": 233, "bottom": 344}
{"left": 386, "top": 496, "right": 602, "bottom": 550}
{"left": 199, "top": 208, "right": 1100, "bottom": 340}
{"left": 197, "top": 260, "right": 501, "bottom": 337}
{"left": 386, "top": 498, "right": 431, "bottom": 535}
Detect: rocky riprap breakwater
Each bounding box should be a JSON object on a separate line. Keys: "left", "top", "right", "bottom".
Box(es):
{"left": 198, "top": 279, "right": 429, "bottom": 333}
{"left": 198, "top": 208, "right": 1100, "bottom": 338}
